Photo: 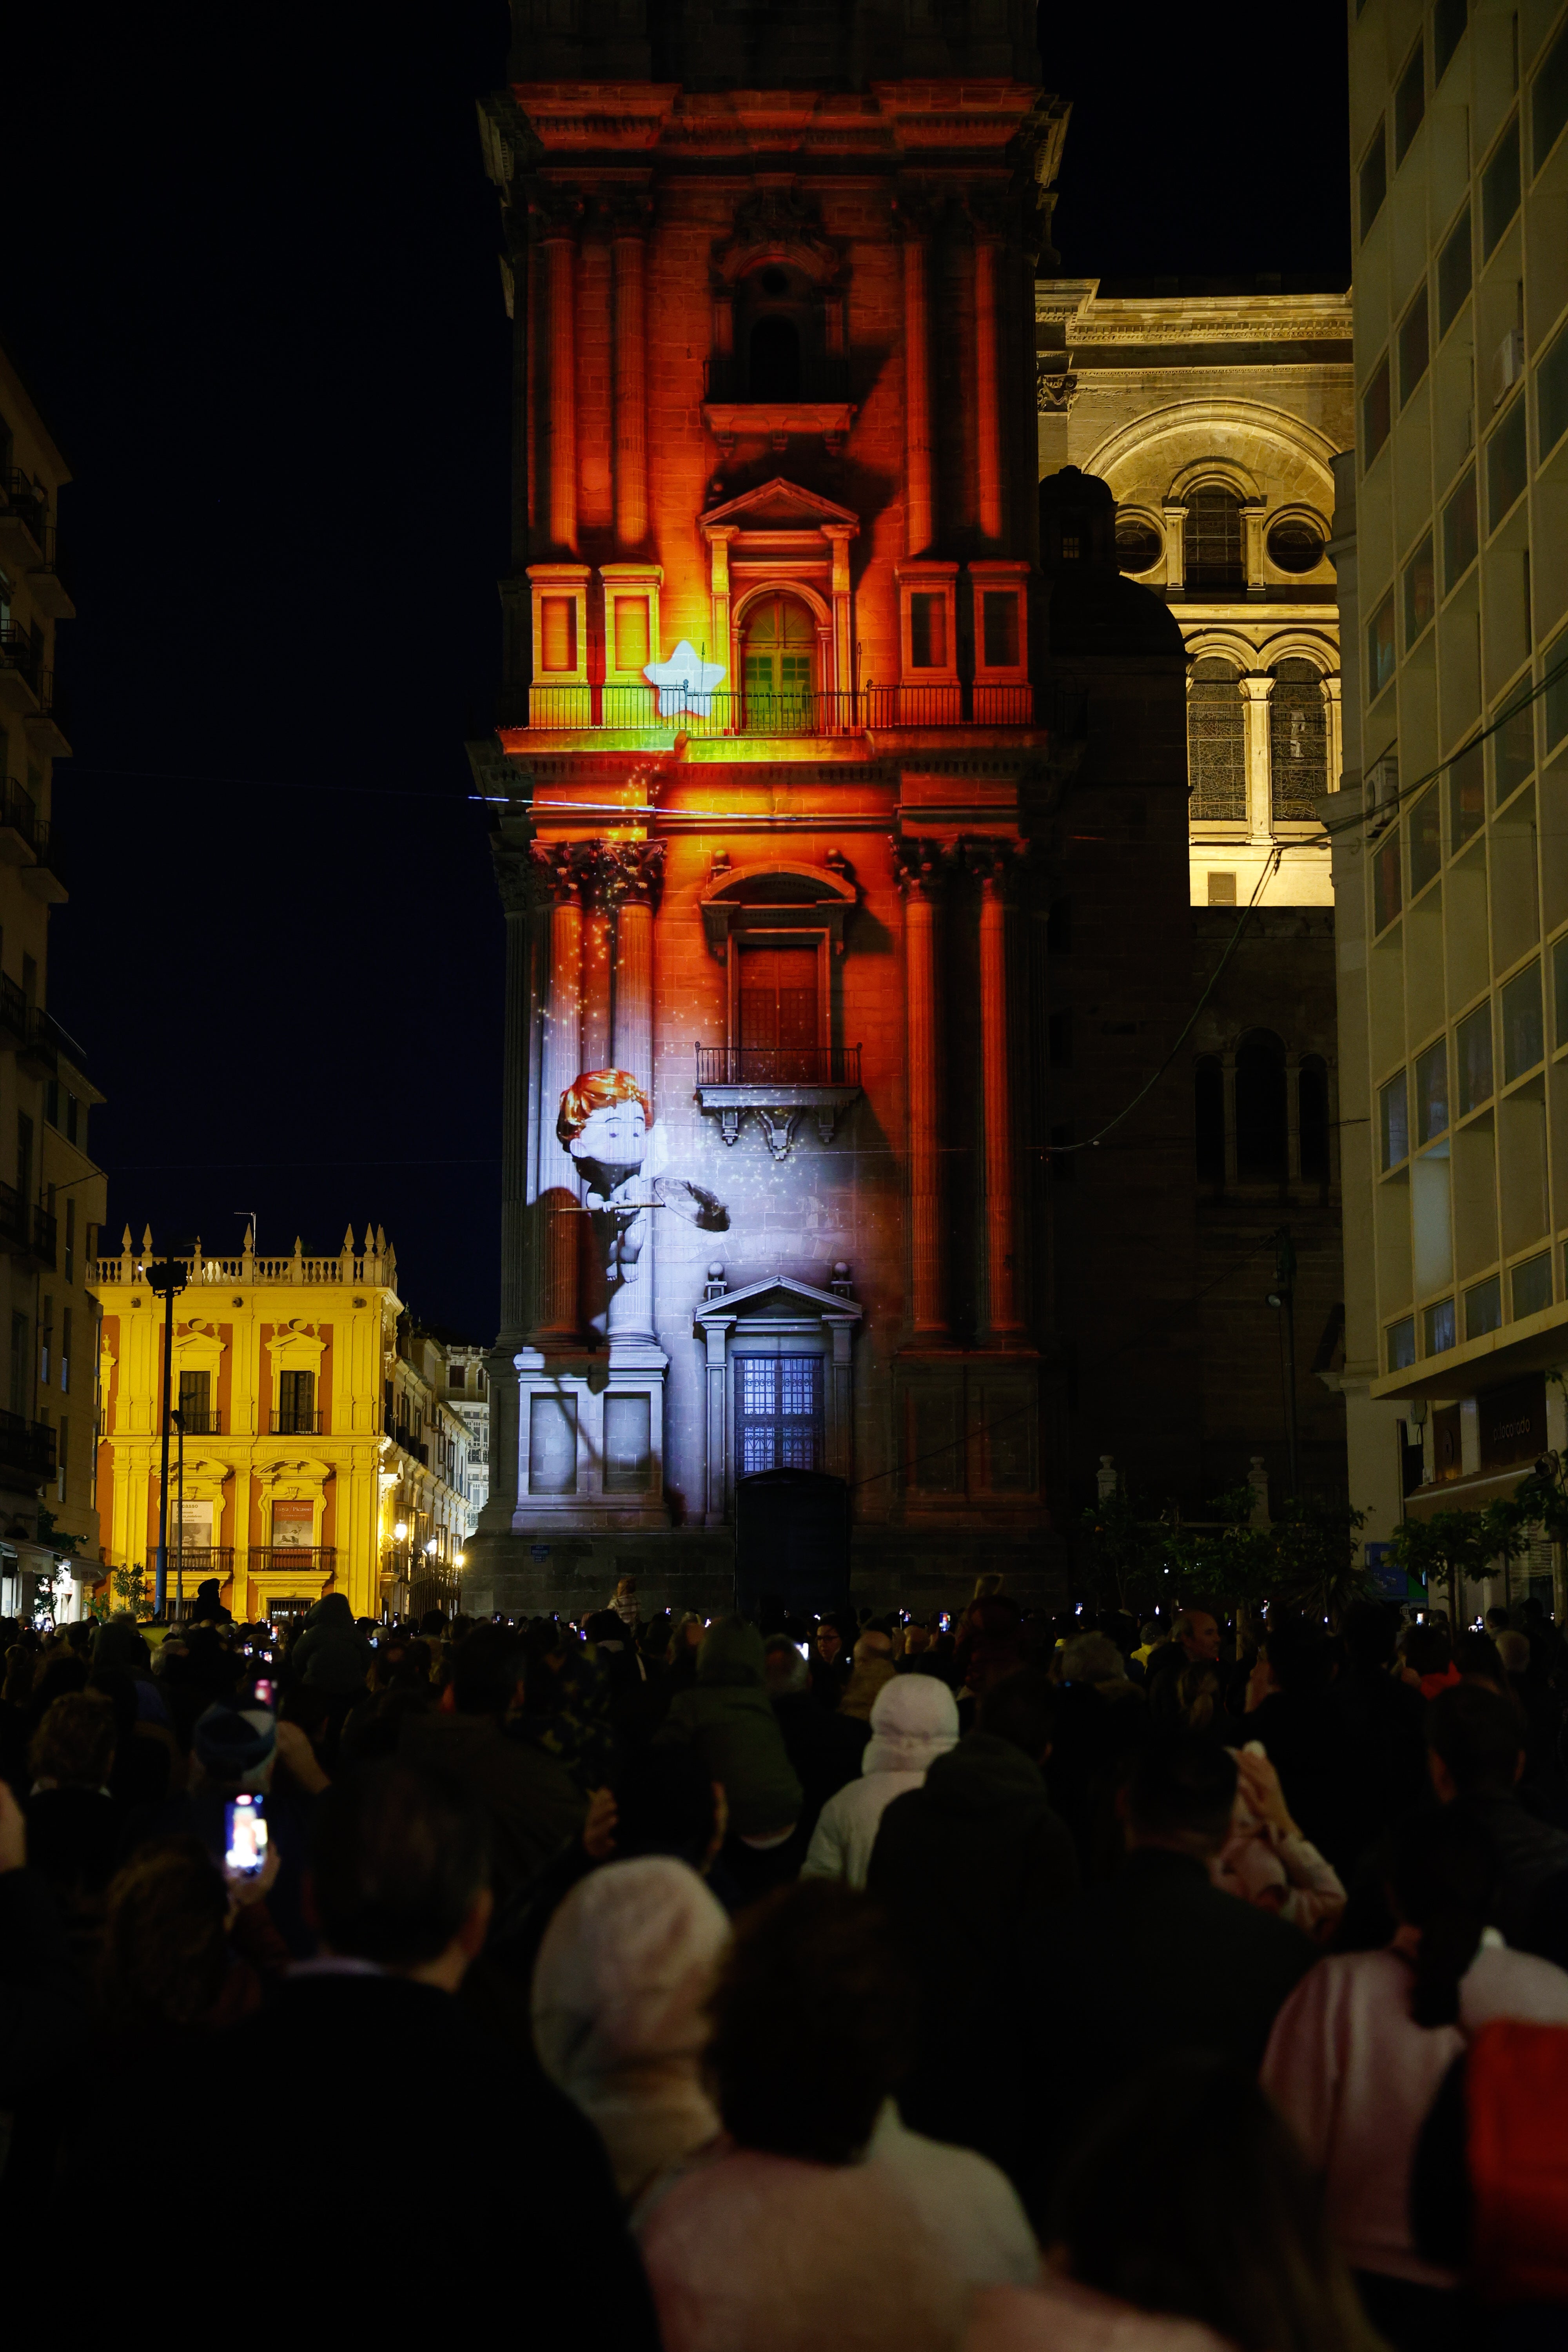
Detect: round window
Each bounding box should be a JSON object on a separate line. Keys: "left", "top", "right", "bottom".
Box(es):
{"left": 1114, "top": 518, "right": 1163, "bottom": 574}
{"left": 1267, "top": 517, "right": 1325, "bottom": 573}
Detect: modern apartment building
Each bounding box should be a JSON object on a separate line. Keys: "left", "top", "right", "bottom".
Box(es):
{"left": 0, "top": 344, "right": 103, "bottom": 1621}
{"left": 1333, "top": 0, "right": 1568, "bottom": 1613}
{"left": 437, "top": 1338, "right": 490, "bottom": 1529}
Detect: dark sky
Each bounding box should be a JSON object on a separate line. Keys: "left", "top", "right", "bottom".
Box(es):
{"left": 2, "top": 4, "right": 1349, "bottom": 1341}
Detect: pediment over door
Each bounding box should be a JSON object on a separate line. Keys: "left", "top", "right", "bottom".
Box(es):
{"left": 700, "top": 477, "right": 860, "bottom": 537}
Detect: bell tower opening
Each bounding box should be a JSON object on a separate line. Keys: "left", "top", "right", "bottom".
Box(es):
{"left": 741, "top": 593, "right": 817, "bottom": 729}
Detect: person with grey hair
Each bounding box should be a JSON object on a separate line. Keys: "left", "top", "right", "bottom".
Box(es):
{"left": 1058, "top": 1632, "right": 1129, "bottom": 1688}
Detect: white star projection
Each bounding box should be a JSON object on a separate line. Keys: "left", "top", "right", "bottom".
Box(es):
{"left": 644, "top": 641, "right": 726, "bottom": 717}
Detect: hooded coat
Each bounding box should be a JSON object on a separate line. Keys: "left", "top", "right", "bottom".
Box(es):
{"left": 533, "top": 1857, "right": 731, "bottom": 2204}
{"left": 802, "top": 1676, "right": 961, "bottom": 1889}
{"left": 652, "top": 1620, "right": 804, "bottom": 1839}
{"left": 289, "top": 1593, "right": 373, "bottom": 1695}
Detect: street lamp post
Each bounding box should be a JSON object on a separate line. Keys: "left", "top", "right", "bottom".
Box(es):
{"left": 172, "top": 1406, "right": 187, "bottom": 1621}
{"left": 142, "top": 1258, "right": 186, "bottom": 1617}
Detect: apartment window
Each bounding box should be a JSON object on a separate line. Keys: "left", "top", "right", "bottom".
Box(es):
{"left": 448, "top": 1364, "right": 465, "bottom": 1393}
{"left": 1487, "top": 397, "right": 1529, "bottom": 529}
{"left": 1403, "top": 535, "right": 1436, "bottom": 645}
{"left": 39, "top": 1298, "right": 50, "bottom": 1388}
{"left": 1492, "top": 684, "right": 1535, "bottom": 802}
{"left": 1547, "top": 624, "right": 1568, "bottom": 752}
{"left": 1457, "top": 999, "right": 1494, "bottom": 1111}
{"left": 1300, "top": 1057, "right": 1331, "bottom": 1180}
{"left": 1395, "top": 39, "right": 1426, "bottom": 161}
{"left": 1187, "top": 658, "right": 1247, "bottom": 818}
{"left": 1416, "top": 1037, "right": 1449, "bottom": 1141}
{"left": 1381, "top": 1069, "right": 1410, "bottom": 1169}
{"left": 1539, "top": 319, "right": 1568, "bottom": 461}
{"left": 1359, "top": 121, "right": 1388, "bottom": 240}
{"left": 64, "top": 1198, "right": 74, "bottom": 1283}
{"left": 1466, "top": 1276, "right": 1502, "bottom": 1338}
{"left": 1437, "top": 208, "right": 1472, "bottom": 336}
{"left": 1363, "top": 358, "right": 1392, "bottom": 463}
{"left": 1423, "top": 1298, "right": 1457, "bottom": 1355}
{"left": 1502, "top": 958, "right": 1544, "bottom": 1079}
{"left": 1270, "top": 661, "right": 1327, "bottom": 817}
{"left": 1409, "top": 784, "right": 1442, "bottom": 895}
{"left": 1443, "top": 468, "right": 1479, "bottom": 589}
{"left": 56, "top": 1412, "right": 67, "bottom": 1504}
{"left": 1535, "top": 20, "right": 1568, "bottom": 168}
{"left": 1434, "top": 0, "right": 1467, "bottom": 80}
{"left": 276, "top": 1367, "right": 317, "bottom": 1435}
{"left": 1398, "top": 287, "right": 1430, "bottom": 405}
{"left": 60, "top": 1307, "right": 70, "bottom": 1395}
{"left": 1375, "top": 828, "right": 1403, "bottom": 932}
{"left": 179, "top": 1367, "right": 211, "bottom": 1431}
{"left": 1450, "top": 739, "right": 1485, "bottom": 848}
{"left": 1194, "top": 1059, "right": 1225, "bottom": 1183}
{"left": 1513, "top": 1250, "right": 1553, "bottom": 1318}
{"left": 1368, "top": 592, "right": 1397, "bottom": 698}
{"left": 1481, "top": 116, "right": 1521, "bottom": 256}
{"left": 1388, "top": 1316, "right": 1417, "bottom": 1372}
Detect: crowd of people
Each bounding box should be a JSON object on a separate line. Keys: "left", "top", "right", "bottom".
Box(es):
{"left": 2, "top": 1570, "right": 1567, "bottom": 2345}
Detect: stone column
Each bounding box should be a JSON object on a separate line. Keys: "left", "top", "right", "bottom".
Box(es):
{"left": 1325, "top": 672, "right": 1344, "bottom": 790}
{"left": 612, "top": 212, "right": 649, "bottom": 550}
{"left": 900, "top": 233, "right": 934, "bottom": 557}
{"left": 976, "top": 849, "right": 1023, "bottom": 1338}
{"left": 703, "top": 1318, "right": 732, "bottom": 1524}
{"left": 1241, "top": 673, "right": 1274, "bottom": 837}
{"left": 492, "top": 841, "right": 537, "bottom": 1345}
{"left": 536, "top": 849, "right": 583, "bottom": 1338}
{"left": 1162, "top": 504, "right": 1188, "bottom": 589}
{"left": 973, "top": 234, "right": 1004, "bottom": 546}
{"left": 824, "top": 525, "right": 855, "bottom": 706}
{"left": 897, "top": 844, "right": 945, "bottom": 1339}
{"left": 706, "top": 527, "right": 735, "bottom": 691}
{"left": 580, "top": 854, "right": 614, "bottom": 1073}
{"left": 542, "top": 216, "right": 579, "bottom": 553}
{"left": 609, "top": 845, "right": 663, "bottom": 1348}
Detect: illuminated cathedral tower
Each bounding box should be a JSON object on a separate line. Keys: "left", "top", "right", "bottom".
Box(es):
{"left": 466, "top": 0, "right": 1199, "bottom": 1611}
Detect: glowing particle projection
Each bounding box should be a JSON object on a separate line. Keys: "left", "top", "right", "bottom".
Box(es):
{"left": 644, "top": 640, "right": 726, "bottom": 717}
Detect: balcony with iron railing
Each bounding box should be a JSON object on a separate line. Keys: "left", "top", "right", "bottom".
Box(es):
{"left": 694, "top": 1042, "right": 864, "bottom": 1158}
{"left": 249, "top": 1546, "right": 336, "bottom": 1578}
{"left": 0, "top": 1408, "right": 55, "bottom": 1485}
{"left": 269, "top": 1406, "right": 323, "bottom": 1436}
{"left": 0, "top": 1180, "right": 56, "bottom": 1266}
{"left": 175, "top": 1408, "right": 223, "bottom": 1437}
{"left": 519, "top": 682, "right": 1036, "bottom": 737}
{"left": 0, "top": 779, "right": 65, "bottom": 897}
{"left": 0, "top": 471, "right": 47, "bottom": 566}
{"left": 25, "top": 524, "right": 73, "bottom": 621}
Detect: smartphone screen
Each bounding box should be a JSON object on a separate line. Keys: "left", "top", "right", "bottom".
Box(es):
{"left": 250, "top": 1677, "right": 276, "bottom": 1709}
{"left": 225, "top": 1793, "right": 268, "bottom": 1877}
{"left": 938, "top": 1612, "right": 952, "bottom": 1632}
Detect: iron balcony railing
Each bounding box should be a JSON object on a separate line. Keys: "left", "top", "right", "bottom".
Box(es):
{"left": 175, "top": 1408, "right": 223, "bottom": 1436}
{"left": 166, "top": 1550, "right": 236, "bottom": 1596}
{"left": 0, "top": 1408, "right": 55, "bottom": 1483}
{"left": 0, "top": 470, "right": 47, "bottom": 551}
{"left": 696, "top": 1044, "right": 862, "bottom": 1088}
{"left": 249, "top": 1546, "right": 336, "bottom": 1577}
{"left": 269, "top": 1406, "right": 323, "bottom": 1436}
{"left": 521, "top": 682, "right": 1036, "bottom": 734}
{"left": 0, "top": 777, "right": 62, "bottom": 880}
{"left": 0, "top": 1179, "right": 56, "bottom": 1265}
{"left": 0, "top": 624, "right": 41, "bottom": 693}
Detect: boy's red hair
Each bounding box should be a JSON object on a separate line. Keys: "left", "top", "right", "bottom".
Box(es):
{"left": 557, "top": 1066, "right": 651, "bottom": 1147}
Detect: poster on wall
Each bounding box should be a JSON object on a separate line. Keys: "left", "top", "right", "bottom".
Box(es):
{"left": 271, "top": 1500, "right": 314, "bottom": 1551}
{"left": 174, "top": 1502, "right": 212, "bottom": 1554}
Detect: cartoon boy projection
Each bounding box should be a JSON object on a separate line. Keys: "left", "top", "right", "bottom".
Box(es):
{"left": 557, "top": 1069, "right": 727, "bottom": 1332}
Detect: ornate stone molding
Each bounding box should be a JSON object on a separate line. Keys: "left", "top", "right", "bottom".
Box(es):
{"left": 1035, "top": 362, "right": 1079, "bottom": 414}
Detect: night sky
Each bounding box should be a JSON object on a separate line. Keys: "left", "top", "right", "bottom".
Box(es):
{"left": 2, "top": 4, "right": 1350, "bottom": 1341}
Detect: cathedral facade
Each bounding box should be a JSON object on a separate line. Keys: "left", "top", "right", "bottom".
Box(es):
{"left": 466, "top": 1, "right": 1198, "bottom": 1614}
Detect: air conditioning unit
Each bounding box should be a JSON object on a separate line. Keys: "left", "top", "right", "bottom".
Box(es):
{"left": 1493, "top": 327, "right": 1526, "bottom": 407}
{"left": 1366, "top": 750, "right": 1399, "bottom": 813}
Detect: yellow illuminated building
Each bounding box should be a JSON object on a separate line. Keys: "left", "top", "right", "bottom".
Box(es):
{"left": 90, "top": 1225, "right": 469, "bottom": 1621}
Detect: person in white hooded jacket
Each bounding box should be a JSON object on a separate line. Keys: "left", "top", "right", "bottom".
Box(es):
{"left": 800, "top": 1674, "right": 960, "bottom": 1889}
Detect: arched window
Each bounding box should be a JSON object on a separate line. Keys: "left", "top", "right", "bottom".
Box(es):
{"left": 749, "top": 314, "right": 801, "bottom": 401}
{"left": 741, "top": 594, "right": 817, "bottom": 730}
{"left": 1235, "top": 1030, "right": 1287, "bottom": 1181}
{"left": 1270, "top": 659, "right": 1328, "bottom": 818}
{"left": 1188, "top": 657, "right": 1247, "bottom": 822}
{"left": 1183, "top": 486, "right": 1245, "bottom": 589}
{"left": 1299, "top": 1054, "right": 1330, "bottom": 1181}
{"left": 1195, "top": 1056, "right": 1225, "bottom": 1185}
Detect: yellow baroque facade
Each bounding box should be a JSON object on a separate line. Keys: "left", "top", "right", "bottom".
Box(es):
{"left": 90, "top": 1225, "right": 468, "bottom": 1621}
